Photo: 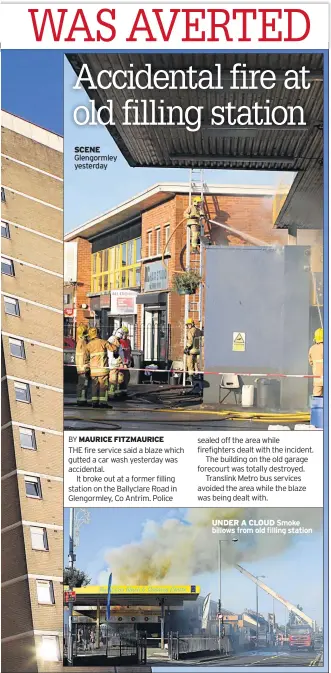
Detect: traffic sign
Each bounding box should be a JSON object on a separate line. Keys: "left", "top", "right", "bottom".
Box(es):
{"left": 64, "top": 591, "right": 76, "bottom": 603}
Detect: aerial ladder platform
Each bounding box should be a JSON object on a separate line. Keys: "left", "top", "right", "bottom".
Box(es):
{"left": 236, "top": 564, "right": 315, "bottom": 630}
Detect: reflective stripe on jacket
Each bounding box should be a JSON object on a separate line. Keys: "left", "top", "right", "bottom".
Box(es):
{"left": 185, "top": 204, "right": 200, "bottom": 226}
{"left": 86, "top": 337, "right": 117, "bottom": 377}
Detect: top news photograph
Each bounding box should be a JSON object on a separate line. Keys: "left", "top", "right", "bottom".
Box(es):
{"left": 63, "top": 51, "right": 325, "bottom": 433}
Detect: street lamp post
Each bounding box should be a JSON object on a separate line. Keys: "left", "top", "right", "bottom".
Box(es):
{"left": 67, "top": 509, "right": 76, "bottom": 667}
{"left": 255, "top": 575, "right": 266, "bottom": 649}
{"left": 67, "top": 508, "right": 90, "bottom": 667}
{"left": 218, "top": 538, "right": 238, "bottom": 653}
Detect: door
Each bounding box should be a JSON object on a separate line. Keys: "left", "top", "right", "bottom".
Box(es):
{"left": 144, "top": 307, "right": 167, "bottom": 362}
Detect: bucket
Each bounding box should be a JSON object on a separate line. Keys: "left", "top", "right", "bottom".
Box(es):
{"left": 310, "top": 397, "right": 323, "bottom": 429}
{"left": 257, "top": 378, "right": 281, "bottom": 409}
{"left": 242, "top": 385, "right": 254, "bottom": 407}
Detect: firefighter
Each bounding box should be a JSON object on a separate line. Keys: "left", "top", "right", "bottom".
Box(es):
{"left": 184, "top": 196, "right": 203, "bottom": 250}
{"left": 309, "top": 328, "right": 323, "bottom": 396}
{"left": 119, "top": 326, "right": 132, "bottom": 395}
{"left": 75, "top": 323, "right": 89, "bottom": 406}
{"left": 107, "top": 328, "right": 126, "bottom": 400}
{"left": 184, "top": 318, "right": 201, "bottom": 383}
{"left": 86, "top": 327, "right": 117, "bottom": 407}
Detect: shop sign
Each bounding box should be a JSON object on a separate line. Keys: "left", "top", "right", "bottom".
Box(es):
{"left": 144, "top": 260, "right": 168, "bottom": 292}
{"left": 100, "top": 294, "right": 111, "bottom": 309}
{"left": 111, "top": 290, "right": 137, "bottom": 315}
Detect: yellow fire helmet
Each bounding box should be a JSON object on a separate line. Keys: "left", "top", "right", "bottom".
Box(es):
{"left": 122, "top": 326, "right": 129, "bottom": 333}
{"left": 76, "top": 323, "right": 88, "bottom": 339}
{"left": 314, "top": 328, "right": 323, "bottom": 343}
{"left": 88, "top": 326, "right": 98, "bottom": 339}
{"left": 193, "top": 196, "right": 202, "bottom": 204}
{"left": 186, "top": 318, "right": 194, "bottom": 325}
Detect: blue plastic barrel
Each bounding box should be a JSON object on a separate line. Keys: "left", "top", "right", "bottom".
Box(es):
{"left": 310, "top": 397, "right": 323, "bottom": 429}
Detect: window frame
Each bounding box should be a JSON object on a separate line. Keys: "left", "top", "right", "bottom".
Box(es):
{"left": 4, "top": 296, "right": 20, "bottom": 316}
{"left": 19, "top": 426, "right": 37, "bottom": 450}
{"left": 1, "top": 221, "right": 10, "bottom": 239}
{"left": 147, "top": 231, "right": 153, "bottom": 257}
{"left": 9, "top": 337, "right": 25, "bottom": 359}
{"left": 24, "top": 475, "right": 42, "bottom": 499}
{"left": 14, "top": 381, "right": 31, "bottom": 403}
{"left": 91, "top": 237, "right": 141, "bottom": 292}
{"left": 155, "top": 228, "right": 161, "bottom": 255}
{"left": 30, "top": 526, "right": 49, "bottom": 551}
{"left": 1, "top": 256, "right": 14, "bottom": 277}
{"left": 36, "top": 579, "right": 55, "bottom": 605}
{"left": 164, "top": 224, "right": 171, "bottom": 254}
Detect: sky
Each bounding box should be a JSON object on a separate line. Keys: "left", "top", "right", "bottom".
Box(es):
{"left": 2, "top": 51, "right": 294, "bottom": 234}
{"left": 63, "top": 507, "right": 323, "bottom": 626}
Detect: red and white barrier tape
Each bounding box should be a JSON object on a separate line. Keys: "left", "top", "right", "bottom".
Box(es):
{"left": 64, "top": 364, "right": 319, "bottom": 378}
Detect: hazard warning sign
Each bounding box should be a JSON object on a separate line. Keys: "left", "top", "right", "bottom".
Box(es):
{"left": 232, "top": 332, "right": 246, "bottom": 352}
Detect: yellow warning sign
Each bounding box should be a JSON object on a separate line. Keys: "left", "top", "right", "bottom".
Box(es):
{"left": 232, "top": 332, "right": 246, "bottom": 352}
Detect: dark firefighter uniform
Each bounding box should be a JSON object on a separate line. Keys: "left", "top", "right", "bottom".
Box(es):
{"left": 86, "top": 327, "right": 117, "bottom": 407}
{"left": 75, "top": 324, "right": 89, "bottom": 405}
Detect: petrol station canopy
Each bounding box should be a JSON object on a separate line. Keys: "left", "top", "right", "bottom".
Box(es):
{"left": 67, "top": 52, "right": 324, "bottom": 231}
{"left": 64, "top": 584, "right": 200, "bottom": 607}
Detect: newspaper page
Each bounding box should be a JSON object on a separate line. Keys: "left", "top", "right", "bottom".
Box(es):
{"left": 0, "top": 4, "right": 328, "bottom": 673}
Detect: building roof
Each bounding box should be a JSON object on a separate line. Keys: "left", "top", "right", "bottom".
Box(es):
{"left": 1, "top": 110, "right": 63, "bottom": 152}
{"left": 64, "top": 181, "right": 276, "bottom": 241}
{"left": 65, "top": 584, "right": 200, "bottom": 607}
{"left": 67, "top": 53, "right": 323, "bottom": 230}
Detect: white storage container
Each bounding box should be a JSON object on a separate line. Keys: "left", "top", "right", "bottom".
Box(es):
{"left": 241, "top": 384, "right": 254, "bottom": 407}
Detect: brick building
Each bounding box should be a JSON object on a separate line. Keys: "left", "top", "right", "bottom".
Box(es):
{"left": 1, "top": 112, "right": 63, "bottom": 671}
{"left": 64, "top": 237, "right": 91, "bottom": 344}
{"left": 65, "top": 182, "right": 293, "bottom": 368}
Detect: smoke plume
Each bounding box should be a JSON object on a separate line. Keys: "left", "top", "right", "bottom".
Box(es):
{"left": 101, "top": 507, "right": 322, "bottom": 585}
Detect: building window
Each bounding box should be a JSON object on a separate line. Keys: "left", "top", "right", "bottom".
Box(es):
{"left": 36, "top": 580, "right": 55, "bottom": 605}
{"left": 39, "top": 635, "right": 61, "bottom": 662}
{"left": 30, "top": 526, "right": 49, "bottom": 551}
{"left": 19, "top": 426, "right": 36, "bottom": 450}
{"left": 64, "top": 294, "right": 71, "bottom": 305}
{"left": 91, "top": 237, "right": 142, "bottom": 292}
{"left": 165, "top": 224, "right": 170, "bottom": 254}
{"left": 1, "top": 187, "right": 6, "bottom": 203}
{"left": 24, "top": 475, "right": 42, "bottom": 498}
{"left": 147, "top": 231, "right": 153, "bottom": 257}
{"left": 1, "top": 256, "right": 14, "bottom": 276}
{"left": 155, "top": 228, "right": 161, "bottom": 255}
{"left": 1, "top": 221, "right": 10, "bottom": 238}
{"left": 136, "top": 237, "right": 142, "bottom": 260}
{"left": 14, "top": 381, "right": 31, "bottom": 403}
{"left": 4, "top": 296, "right": 20, "bottom": 316}
{"left": 9, "top": 337, "right": 25, "bottom": 359}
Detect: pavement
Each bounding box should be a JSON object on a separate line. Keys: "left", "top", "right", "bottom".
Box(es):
{"left": 62, "top": 648, "right": 323, "bottom": 669}
{"left": 64, "top": 385, "right": 299, "bottom": 431}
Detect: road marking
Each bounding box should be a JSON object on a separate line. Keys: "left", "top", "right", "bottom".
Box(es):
{"left": 245, "top": 654, "right": 284, "bottom": 666}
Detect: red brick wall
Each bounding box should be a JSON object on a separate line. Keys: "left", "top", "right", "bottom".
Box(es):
{"left": 75, "top": 237, "right": 92, "bottom": 326}
{"left": 139, "top": 193, "right": 288, "bottom": 362}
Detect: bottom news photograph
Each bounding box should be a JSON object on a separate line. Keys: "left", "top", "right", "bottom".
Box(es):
{"left": 63, "top": 507, "right": 323, "bottom": 669}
